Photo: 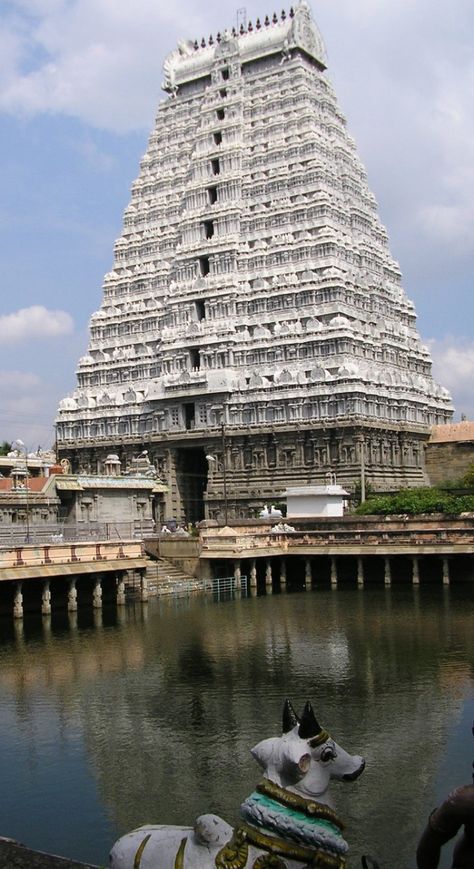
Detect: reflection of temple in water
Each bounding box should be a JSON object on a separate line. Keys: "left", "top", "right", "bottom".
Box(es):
{"left": 1, "top": 591, "right": 472, "bottom": 866}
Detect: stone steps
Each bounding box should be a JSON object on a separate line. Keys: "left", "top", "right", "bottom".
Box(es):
{"left": 145, "top": 557, "right": 205, "bottom": 596}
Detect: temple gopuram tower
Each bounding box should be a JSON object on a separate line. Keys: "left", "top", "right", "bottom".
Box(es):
{"left": 56, "top": 2, "right": 452, "bottom": 522}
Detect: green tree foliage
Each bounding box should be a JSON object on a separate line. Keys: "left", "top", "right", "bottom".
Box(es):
{"left": 356, "top": 487, "right": 474, "bottom": 516}
{"left": 0, "top": 441, "right": 11, "bottom": 456}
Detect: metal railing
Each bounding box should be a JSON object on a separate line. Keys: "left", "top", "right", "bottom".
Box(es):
{"left": 204, "top": 575, "right": 248, "bottom": 597}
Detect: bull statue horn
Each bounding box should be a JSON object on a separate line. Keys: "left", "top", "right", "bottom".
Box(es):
{"left": 298, "top": 701, "right": 323, "bottom": 739}
{"left": 282, "top": 699, "right": 299, "bottom": 733}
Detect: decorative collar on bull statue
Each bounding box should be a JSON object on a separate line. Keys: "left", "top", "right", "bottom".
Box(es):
{"left": 109, "top": 700, "right": 366, "bottom": 869}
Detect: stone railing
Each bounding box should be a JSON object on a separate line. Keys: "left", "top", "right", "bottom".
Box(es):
{"left": 198, "top": 515, "right": 474, "bottom": 557}
{"left": 0, "top": 540, "right": 144, "bottom": 573}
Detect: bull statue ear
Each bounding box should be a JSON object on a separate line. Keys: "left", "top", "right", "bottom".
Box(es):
{"left": 282, "top": 699, "right": 299, "bottom": 733}
{"left": 298, "top": 701, "right": 322, "bottom": 739}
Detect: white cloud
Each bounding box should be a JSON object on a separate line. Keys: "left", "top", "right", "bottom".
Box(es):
{"left": 0, "top": 306, "right": 73, "bottom": 344}
{"left": 429, "top": 338, "right": 474, "bottom": 420}
{"left": 0, "top": 370, "right": 56, "bottom": 447}
{"left": 0, "top": 370, "right": 41, "bottom": 393}
{"left": 73, "top": 136, "right": 117, "bottom": 172}
{"left": 0, "top": 0, "right": 207, "bottom": 131}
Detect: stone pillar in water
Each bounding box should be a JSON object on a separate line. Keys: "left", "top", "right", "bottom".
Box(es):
{"left": 250, "top": 559, "right": 257, "bottom": 588}
{"left": 412, "top": 556, "right": 420, "bottom": 585}
{"left": 93, "top": 577, "right": 103, "bottom": 609}
{"left": 330, "top": 557, "right": 338, "bottom": 587}
{"left": 234, "top": 560, "right": 241, "bottom": 589}
{"left": 384, "top": 557, "right": 392, "bottom": 587}
{"left": 305, "top": 558, "right": 312, "bottom": 591}
{"left": 265, "top": 559, "right": 273, "bottom": 588}
{"left": 357, "top": 557, "right": 364, "bottom": 587}
{"left": 41, "top": 581, "right": 52, "bottom": 615}
{"left": 280, "top": 559, "right": 287, "bottom": 588}
{"left": 140, "top": 573, "right": 148, "bottom": 602}
{"left": 116, "top": 574, "right": 126, "bottom": 605}
{"left": 68, "top": 579, "right": 78, "bottom": 612}
{"left": 442, "top": 557, "right": 450, "bottom": 586}
{"left": 13, "top": 583, "right": 23, "bottom": 619}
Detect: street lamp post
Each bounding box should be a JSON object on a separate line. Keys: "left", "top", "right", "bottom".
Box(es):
{"left": 11, "top": 439, "right": 30, "bottom": 543}
{"left": 206, "top": 419, "right": 229, "bottom": 525}
{"left": 220, "top": 422, "right": 228, "bottom": 526}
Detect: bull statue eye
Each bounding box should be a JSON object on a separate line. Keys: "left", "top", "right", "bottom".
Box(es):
{"left": 320, "top": 745, "right": 336, "bottom": 762}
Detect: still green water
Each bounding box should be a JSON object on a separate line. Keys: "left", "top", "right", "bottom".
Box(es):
{"left": 0, "top": 585, "right": 472, "bottom": 869}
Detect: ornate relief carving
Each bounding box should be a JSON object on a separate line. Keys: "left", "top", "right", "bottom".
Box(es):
{"left": 57, "top": 2, "right": 452, "bottom": 511}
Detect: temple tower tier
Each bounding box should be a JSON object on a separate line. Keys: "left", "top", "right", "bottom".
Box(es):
{"left": 56, "top": 1, "right": 452, "bottom": 522}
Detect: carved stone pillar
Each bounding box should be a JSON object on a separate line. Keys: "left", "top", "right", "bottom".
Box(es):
{"left": 330, "top": 557, "right": 337, "bottom": 587}
{"left": 41, "top": 581, "right": 52, "bottom": 615}
{"left": 92, "top": 577, "right": 102, "bottom": 609}
{"left": 68, "top": 579, "right": 78, "bottom": 612}
{"left": 13, "top": 583, "right": 23, "bottom": 619}
{"left": 305, "top": 558, "right": 312, "bottom": 591}
{"left": 295, "top": 435, "right": 305, "bottom": 467}
{"left": 357, "top": 557, "right": 364, "bottom": 588}
{"left": 234, "top": 560, "right": 241, "bottom": 589}
{"left": 442, "top": 557, "right": 450, "bottom": 586}
{"left": 250, "top": 559, "right": 257, "bottom": 588}
{"left": 265, "top": 559, "right": 273, "bottom": 587}
{"left": 384, "top": 557, "right": 391, "bottom": 587}
{"left": 412, "top": 556, "right": 420, "bottom": 586}
{"left": 116, "top": 574, "right": 126, "bottom": 606}
{"left": 140, "top": 572, "right": 148, "bottom": 602}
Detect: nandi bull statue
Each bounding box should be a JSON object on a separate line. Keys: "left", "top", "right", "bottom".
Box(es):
{"left": 110, "top": 700, "right": 365, "bottom": 869}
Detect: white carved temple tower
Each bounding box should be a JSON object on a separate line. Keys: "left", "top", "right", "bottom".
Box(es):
{"left": 56, "top": 2, "right": 452, "bottom": 522}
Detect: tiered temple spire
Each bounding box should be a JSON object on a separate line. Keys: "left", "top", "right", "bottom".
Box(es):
{"left": 56, "top": 0, "right": 452, "bottom": 523}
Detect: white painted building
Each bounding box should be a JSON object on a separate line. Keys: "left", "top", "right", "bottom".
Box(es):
{"left": 286, "top": 485, "right": 349, "bottom": 518}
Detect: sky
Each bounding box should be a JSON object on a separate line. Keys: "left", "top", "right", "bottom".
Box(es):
{"left": 0, "top": 0, "right": 473, "bottom": 450}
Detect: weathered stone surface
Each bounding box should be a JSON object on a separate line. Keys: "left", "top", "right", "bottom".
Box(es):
{"left": 425, "top": 423, "right": 474, "bottom": 485}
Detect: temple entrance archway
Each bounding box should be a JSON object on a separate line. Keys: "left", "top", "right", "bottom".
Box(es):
{"left": 175, "top": 448, "right": 208, "bottom": 524}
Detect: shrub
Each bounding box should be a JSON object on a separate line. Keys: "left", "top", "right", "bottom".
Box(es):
{"left": 355, "top": 487, "right": 474, "bottom": 516}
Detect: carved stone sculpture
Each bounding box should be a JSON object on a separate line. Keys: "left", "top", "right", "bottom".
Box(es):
{"left": 109, "top": 700, "right": 365, "bottom": 869}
